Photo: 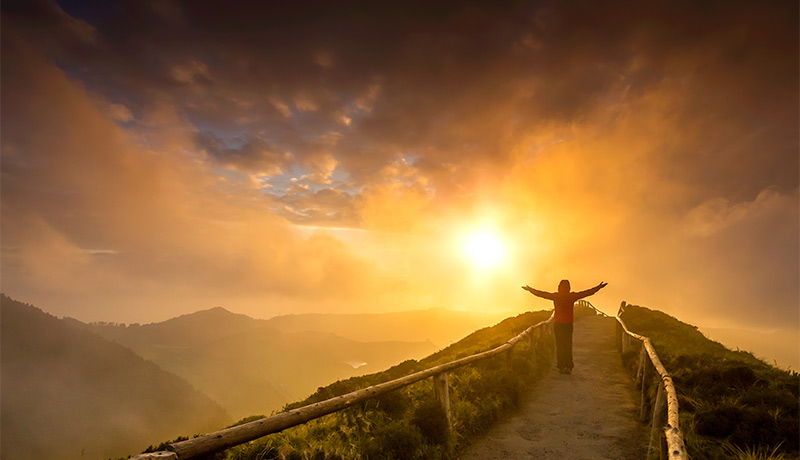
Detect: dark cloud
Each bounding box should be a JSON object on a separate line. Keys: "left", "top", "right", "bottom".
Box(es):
{"left": 8, "top": 0, "right": 793, "bottom": 201}
{"left": 1, "top": 0, "right": 797, "bottom": 346}
{"left": 196, "top": 132, "right": 293, "bottom": 174}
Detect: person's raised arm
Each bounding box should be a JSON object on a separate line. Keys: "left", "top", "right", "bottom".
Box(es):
{"left": 575, "top": 281, "right": 608, "bottom": 299}
{"left": 522, "top": 285, "right": 555, "bottom": 300}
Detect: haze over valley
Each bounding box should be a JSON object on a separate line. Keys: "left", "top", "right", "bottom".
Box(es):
{"left": 80, "top": 305, "right": 508, "bottom": 419}
{"left": 1, "top": 294, "right": 510, "bottom": 459}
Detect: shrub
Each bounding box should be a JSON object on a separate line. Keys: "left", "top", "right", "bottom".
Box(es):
{"left": 362, "top": 418, "right": 427, "bottom": 460}
{"left": 364, "top": 390, "right": 411, "bottom": 419}
{"left": 620, "top": 303, "right": 800, "bottom": 460}
{"left": 411, "top": 398, "right": 450, "bottom": 445}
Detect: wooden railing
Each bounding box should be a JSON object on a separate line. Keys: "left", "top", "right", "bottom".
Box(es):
{"left": 132, "top": 314, "right": 555, "bottom": 460}
{"left": 612, "top": 302, "right": 689, "bottom": 460}
{"left": 134, "top": 302, "right": 687, "bottom": 460}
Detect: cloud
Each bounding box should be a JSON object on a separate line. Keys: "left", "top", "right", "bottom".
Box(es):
{"left": 274, "top": 187, "right": 357, "bottom": 226}
{"left": 293, "top": 92, "right": 319, "bottom": 112}
{"left": 2, "top": 213, "right": 94, "bottom": 294}
{"left": 0, "top": 36, "right": 393, "bottom": 321}
{"left": 269, "top": 96, "right": 292, "bottom": 118}
{"left": 677, "top": 188, "right": 800, "bottom": 327}
{"left": 170, "top": 59, "right": 212, "bottom": 85}
{"left": 462, "top": 71, "right": 800, "bottom": 330}
{"left": 302, "top": 152, "right": 338, "bottom": 185}
{"left": 197, "top": 132, "right": 294, "bottom": 176}
{"left": 1, "top": 0, "right": 797, "bottom": 341}
{"left": 16, "top": 0, "right": 793, "bottom": 199}
{"left": 313, "top": 50, "right": 334, "bottom": 69}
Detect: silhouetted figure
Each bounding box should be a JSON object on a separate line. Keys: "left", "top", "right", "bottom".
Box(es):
{"left": 522, "top": 280, "right": 607, "bottom": 374}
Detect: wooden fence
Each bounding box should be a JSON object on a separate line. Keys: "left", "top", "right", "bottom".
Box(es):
{"left": 589, "top": 300, "right": 689, "bottom": 460}
{"left": 132, "top": 314, "right": 555, "bottom": 460}
{"left": 134, "top": 302, "right": 688, "bottom": 460}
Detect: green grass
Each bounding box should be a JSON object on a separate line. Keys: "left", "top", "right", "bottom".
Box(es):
{"left": 619, "top": 302, "right": 799, "bottom": 460}
{"left": 724, "top": 443, "right": 791, "bottom": 460}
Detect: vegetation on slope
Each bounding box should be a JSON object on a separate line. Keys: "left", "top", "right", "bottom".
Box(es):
{"left": 141, "top": 309, "right": 555, "bottom": 460}
{"left": 619, "top": 302, "right": 799, "bottom": 460}
{"left": 234, "top": 309, "right": 552, "bottom": 460}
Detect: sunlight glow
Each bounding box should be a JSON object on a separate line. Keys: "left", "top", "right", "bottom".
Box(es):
{"left": 463, "top": 231, "right": 507, "bottom": 270}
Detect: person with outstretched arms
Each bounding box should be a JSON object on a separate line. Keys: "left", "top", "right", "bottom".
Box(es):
{"left": 522, "top": 280, "right": 607, "bottom": 374}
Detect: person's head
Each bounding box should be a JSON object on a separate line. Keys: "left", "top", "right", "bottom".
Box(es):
{"left": 558, "top": 279, "right": 571, "bottom": 293}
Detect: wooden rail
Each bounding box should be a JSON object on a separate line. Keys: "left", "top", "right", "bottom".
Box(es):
{"left": 612, "top": 302, "right": 689, "bottom": 460}
{"left": 134, "top": 301, "right": 686, "bottom": 460}
{"left": 576, "top": 299, "right": 611, "bottom": 317}
{"left": 132, "top": 314, "right": 555, "bottom": 460}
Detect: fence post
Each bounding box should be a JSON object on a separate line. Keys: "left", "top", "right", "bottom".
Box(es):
{"left": 615, "top": 321, "right": 623, "bottom": 353}
{"left": 433, "top": 373, "right": 452, "bottom": 433}
{"left": 648, "top": 381, "right": 667, "bottom": 460}
{"left": 639, "top": 352, "right": 653, "bottom": 423}
{"left": 635, "top": 344, "right": 646, "bottom": 388}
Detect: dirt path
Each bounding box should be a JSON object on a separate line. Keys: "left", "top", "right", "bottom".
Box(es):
{"left": 457, "top": 315, "right": 649, "bottom": 460}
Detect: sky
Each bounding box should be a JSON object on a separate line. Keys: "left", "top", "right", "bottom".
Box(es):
{"left": 1, "top": 1, "right": 798, "bottom": 365}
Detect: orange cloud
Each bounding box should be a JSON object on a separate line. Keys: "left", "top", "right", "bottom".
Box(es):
{"left": 1, "top": 0, "right": 796, "bottom": 353}
{"left": 0, "top": 38, "right": 390, "bottom": 321}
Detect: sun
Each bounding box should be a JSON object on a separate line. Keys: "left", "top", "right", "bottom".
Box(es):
{"left": 463, "top": 231, "right": 507, "bottom": 270}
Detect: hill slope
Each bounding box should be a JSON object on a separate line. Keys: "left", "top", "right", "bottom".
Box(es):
{"left": 619, "top": 302, "right": 799, "bottom": 460}
{"left": 210, "top": 309, "right": 556, "bottom": 460}
{"left": 0, "top": 295, "right": 230, "bottom": 460}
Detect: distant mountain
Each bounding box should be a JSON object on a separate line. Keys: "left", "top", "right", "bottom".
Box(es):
{"left": 79, "top": 306, "right": 271, "bottom": 364}
{"left": 0, "top": 295, "right": 230, "bottom": 460}
{"left": 87, "top": 307, "right": 452, "bottom": 419}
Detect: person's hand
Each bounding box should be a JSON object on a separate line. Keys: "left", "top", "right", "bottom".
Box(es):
{"left": 522, "top": 285, "right": 533, "bottom": 292}
{"left": 598, "top": 282, "right": 608, "bottom": 289}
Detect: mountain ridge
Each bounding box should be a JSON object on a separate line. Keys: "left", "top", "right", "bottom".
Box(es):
{"left": 81, "top": 305, "right": 501, "bottom": 419}
{"left": 0, "top": 295, "right": 231, "bottom": 460}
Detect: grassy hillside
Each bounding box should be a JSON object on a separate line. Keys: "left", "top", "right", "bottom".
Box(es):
{"left": 619, "top": 302, "right": 799, "bottom": 460}
{"left": 139, "top": 309, "right": 556, "bottom": 460}
{"left": 0, "top": 295, "right": 230, "bottom": 460}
